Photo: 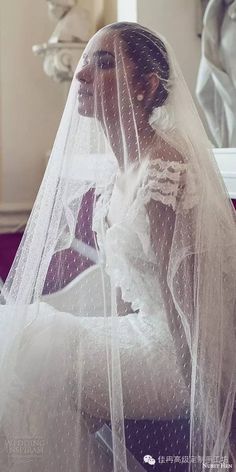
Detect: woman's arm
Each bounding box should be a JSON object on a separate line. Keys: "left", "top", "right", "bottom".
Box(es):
{"left": 145, "top": 193, "right": 194, "bottom": 391}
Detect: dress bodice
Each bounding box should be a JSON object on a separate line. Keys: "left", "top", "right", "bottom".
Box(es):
{"left": 92, "top": 155, "right": 198, "bottom": 319}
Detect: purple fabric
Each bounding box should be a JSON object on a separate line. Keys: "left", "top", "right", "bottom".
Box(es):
{"left": 107, "top": 418, "right": 190, "bottom": 471}
{"left": 0, "top": 232, "right": 23, "bottom": 281}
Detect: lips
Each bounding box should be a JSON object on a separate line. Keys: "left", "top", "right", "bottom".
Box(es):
{"left": 78, "top": 87, "right": 93, "bottom": 97}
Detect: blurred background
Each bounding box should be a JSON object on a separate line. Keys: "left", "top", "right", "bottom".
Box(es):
{"left": 0, "top": 0, "right": 236, "bottom": 282}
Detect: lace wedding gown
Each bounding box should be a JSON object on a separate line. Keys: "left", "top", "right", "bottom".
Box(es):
{"left": 0, "top": 156, "right": 192, "bottom": 471}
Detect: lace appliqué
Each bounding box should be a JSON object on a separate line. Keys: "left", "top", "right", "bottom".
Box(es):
{"left": 137, "top": 158, "right": 199, "bottom": 212}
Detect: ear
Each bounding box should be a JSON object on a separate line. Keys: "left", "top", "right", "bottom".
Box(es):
{"left": 144, "top": 72, "right": 160, "bottom": 108}
{"left": 134, "top": 72, "right": 160, "bottom": 107}
{"left": 147, "top": 72, "right": 160, "bottom": 95}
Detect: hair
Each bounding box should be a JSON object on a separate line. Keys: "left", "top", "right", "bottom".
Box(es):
{"left": 107, "top": 22, "right": 170, "bottom": 113}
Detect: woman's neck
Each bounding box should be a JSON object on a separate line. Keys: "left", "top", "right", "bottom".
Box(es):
{"left": 102, "top": 121, "right": 157, "bottom": 171}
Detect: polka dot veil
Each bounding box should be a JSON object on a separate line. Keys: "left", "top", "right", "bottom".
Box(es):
{"left": 0, "top": 22, "right": 236, "bottom": 471}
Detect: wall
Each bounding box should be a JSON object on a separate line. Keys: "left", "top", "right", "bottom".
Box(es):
{"left": 118, "top": 0, "right": 137, "bottom": 21}
{"left": 136, "top": 0, "right": 201, "bottom": 105}
{"left": 0, "top": 0, "right": 65, "bottom": 210}
{"left": 103, "top": 0, "right": 117, "bottom": 25}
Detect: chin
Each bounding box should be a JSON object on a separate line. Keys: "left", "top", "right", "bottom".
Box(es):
{"left": 77, "top": 95, "right": 94, "bottom": 118}
{"left": 78, "top": 102, "right": 94, "bottom": 118}
{"left": 78, "top": 105, "right": 94, "bottom": 118}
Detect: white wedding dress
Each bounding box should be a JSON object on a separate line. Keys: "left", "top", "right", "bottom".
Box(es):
{"left": 0, "top": 157, "right": 192, "bottom": 471}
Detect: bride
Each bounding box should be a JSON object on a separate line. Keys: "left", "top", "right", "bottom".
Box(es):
{"left": 0, "top": 22, "right": 235, "bottom": 471}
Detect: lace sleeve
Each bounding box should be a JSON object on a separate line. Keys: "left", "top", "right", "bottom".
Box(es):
{"left": 141, "top": 157, "right": 198, "bottom": 212}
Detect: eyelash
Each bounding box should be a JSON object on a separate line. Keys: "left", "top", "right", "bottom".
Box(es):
{"left": 81, "top": 55, "right": 115, "bottom": 70}
{"left": 95, "top": 58, "right": 115, "bottom": 69}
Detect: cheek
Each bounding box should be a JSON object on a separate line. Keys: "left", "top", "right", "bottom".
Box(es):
{"left": 95, "top": 74, "right": 119, "bottom": 116}
{"left": 77, "top": 97, "right": 94, "bottom": 118}
{"left": 99, "top": 74, "right": 118, "bottom": 100}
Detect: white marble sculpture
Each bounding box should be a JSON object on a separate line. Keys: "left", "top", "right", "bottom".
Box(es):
{"left": 48, "top": 0, "right": 93, "bottom": 43}
{"left": 196, "top": 0, "right": 236, "bottom": 147}
{"left": 47, "top": 0, "right": 75, "bottom": 21}
{"left": 33, "top": 0, "right": 99, "bottom": 82}
{"left": 196, "top": 0, "right": 210, "bottom": 37}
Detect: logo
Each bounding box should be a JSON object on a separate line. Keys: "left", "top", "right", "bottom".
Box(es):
{"left": 3, "top": 437, "right": 45, "bottom": 462}
{"left": 143, "top": 454, "right": 156, "bottom": 465}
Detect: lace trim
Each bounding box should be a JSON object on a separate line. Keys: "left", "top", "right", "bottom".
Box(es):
{"left": 142, "top": 158, "right": 189, "bottom": 211}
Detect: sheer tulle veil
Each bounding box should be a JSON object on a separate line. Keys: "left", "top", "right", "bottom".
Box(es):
{"left": 0, "top": 21, "right": 236, "bottom": 471}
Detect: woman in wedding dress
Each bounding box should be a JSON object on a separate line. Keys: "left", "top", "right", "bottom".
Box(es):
{"left": 0, "top": 22, "right": 235, "bottom": 471}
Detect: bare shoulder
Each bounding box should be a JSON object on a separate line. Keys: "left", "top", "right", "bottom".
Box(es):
{"left": 148, "top": 134, "right": 185, "bottom": 164}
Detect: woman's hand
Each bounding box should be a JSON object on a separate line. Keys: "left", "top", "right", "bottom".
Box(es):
{"left": 116, "top": 287, "right": 137, "bottom": 316}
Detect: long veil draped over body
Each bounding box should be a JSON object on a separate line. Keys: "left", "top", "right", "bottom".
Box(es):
{"left": 0, "top": 22, "right": 236, "bottom": 472}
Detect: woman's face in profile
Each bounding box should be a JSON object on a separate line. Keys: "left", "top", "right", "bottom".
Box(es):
{"left": 75, "top": 29, "right": 141, "bottom": 124}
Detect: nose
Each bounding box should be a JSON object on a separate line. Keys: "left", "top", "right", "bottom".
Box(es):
{"left": 76, "top": 65, "right": 93, "bottom": 84}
